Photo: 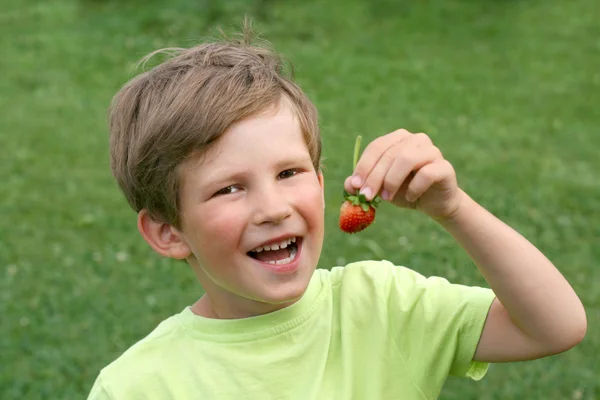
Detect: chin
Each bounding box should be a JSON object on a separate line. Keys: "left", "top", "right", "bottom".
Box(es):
{"left": 257, "top": 277, "right": 312, "bottom": 306}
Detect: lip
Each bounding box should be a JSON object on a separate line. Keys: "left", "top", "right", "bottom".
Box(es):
{"left": 249, "top": 237, "right": 303, "bottom": 275}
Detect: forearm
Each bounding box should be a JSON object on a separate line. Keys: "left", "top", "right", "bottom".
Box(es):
{"left": 437, "top": 190, "right": 586, "bottom": 346}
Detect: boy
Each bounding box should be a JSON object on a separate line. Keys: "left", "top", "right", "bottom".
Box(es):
{"left": 88, "top": 24, "right": 586, "bottom": 399}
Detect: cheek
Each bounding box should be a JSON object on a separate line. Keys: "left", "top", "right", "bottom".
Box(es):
{"left": 297, "top": 184, "right": 325, "bottom": 228}
{"left": 188, "top": 206, "right": 246, "bottom": 254}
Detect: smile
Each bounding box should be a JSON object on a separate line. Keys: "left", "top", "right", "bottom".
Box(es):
{"left": 247, "top": 236, "right": 301, "bottom": 266}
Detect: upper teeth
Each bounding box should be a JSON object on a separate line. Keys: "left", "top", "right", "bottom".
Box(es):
{"left": 252, "top": 237, "right": 296, "bottom": 253}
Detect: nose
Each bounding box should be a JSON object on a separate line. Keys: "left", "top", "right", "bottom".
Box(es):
{"left": 252, "top": 185, "right": 293, "bottom": 225}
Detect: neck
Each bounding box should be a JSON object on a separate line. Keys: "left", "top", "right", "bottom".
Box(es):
{"left": 191, "top": 294, "right": 296, "bottom": 320}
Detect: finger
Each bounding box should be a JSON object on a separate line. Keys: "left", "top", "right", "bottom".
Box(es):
{"left": 384, "top": 171, "right": 415, "bottom": 208}
{"left": 405, "top": 159, "right": 454, "bottom": 202}
{"left": 343, "top": 175, "right": 353, "bottom": 193}
{"left": 357, "top": 146, "right": 397, "bottom": 200}
{"left": 381, "top": 136, "right": 443, "bottom": 201}
{"left": 350, "top": 129, "right": 411, "bottom": 191}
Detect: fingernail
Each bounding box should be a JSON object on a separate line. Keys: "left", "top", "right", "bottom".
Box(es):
{"left": 360, "top": 186, "right": 372, "bottom": 200}
{"left": 351, "top": 175, "right": 363, "bottom": 187}
{"left": 381, "top": 190, "right": 390, "bottom": 201}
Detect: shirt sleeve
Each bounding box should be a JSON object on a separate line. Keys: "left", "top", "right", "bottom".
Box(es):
{"left": 87, "top": 374, "right": 113, "bottom": 400}
{"left": 379, "top": 261, "right": 496, "bottom": 382}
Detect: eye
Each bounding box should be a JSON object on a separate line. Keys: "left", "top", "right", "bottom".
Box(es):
{"left": 214, "top": 185, "right": 241, "bottom": 196}
{"left": 279, "top": 169, "right": 299, "bottom": 179}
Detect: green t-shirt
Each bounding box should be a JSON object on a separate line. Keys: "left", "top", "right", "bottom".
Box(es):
{"left": 88, "top": 260, "right": 495, "bottom": 399}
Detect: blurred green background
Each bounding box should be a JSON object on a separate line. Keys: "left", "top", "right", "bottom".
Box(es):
{"left": 1, "top": 0, "right": 598, "bottom": 398}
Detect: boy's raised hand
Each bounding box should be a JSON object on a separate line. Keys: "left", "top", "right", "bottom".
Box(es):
{"left": 344, "top": 132, "right": 586, "bottom": 363}
{"left": 344, "top": 129, "right": 463, "bottom": 220}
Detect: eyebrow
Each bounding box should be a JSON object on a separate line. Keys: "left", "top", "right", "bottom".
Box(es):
{"left": 202, "top": 153, "right": 313, "bottom": 187}
{"left": 274, "top": 154, "right": 314, "bottom": 169}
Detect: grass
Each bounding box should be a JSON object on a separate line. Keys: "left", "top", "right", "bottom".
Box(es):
{"left": 1, "top": 0, "right": 599, "bottom": 398}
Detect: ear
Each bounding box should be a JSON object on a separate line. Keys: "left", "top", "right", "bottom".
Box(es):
{"left": 137, "top": 209, "right": 191, "bottom": 260}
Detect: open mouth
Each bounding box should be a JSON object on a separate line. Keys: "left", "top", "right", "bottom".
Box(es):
{"left": 247, "top": 237, "right": 301, "bottom": 265}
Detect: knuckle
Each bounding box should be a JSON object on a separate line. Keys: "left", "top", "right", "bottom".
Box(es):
{"left": 362, "top": 140, "right": 384, "bottom": 160}
{"left": 392, "top": 128, "right": 411, "bottom": 138}
{"left": 441, "top": 159, "right": 454, "bottom": 171}
{"left": 397, "top": 152, "right": 415, "bottom": 166}
{"left": 415, "top": 132, "right": 432, "bottom": 144}
{"left": 419, "top": 165, "right": 437, "bottom": 181}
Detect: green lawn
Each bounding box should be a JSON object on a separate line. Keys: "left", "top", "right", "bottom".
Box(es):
{"left": 1, "top": 0, "right": 599, "bottom": 398}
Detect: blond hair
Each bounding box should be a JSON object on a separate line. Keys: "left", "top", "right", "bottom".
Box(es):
{"left": 108, "top": 22, "right": 321, "bottom": 229}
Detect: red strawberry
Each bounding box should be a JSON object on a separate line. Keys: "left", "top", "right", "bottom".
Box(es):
{"left": 339, "top": 135, "right": 381, "bottom": 233}
{"left": 339, "top": 192, "right": 380, "bottom": 234}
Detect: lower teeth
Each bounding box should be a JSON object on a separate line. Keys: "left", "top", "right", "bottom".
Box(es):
{"left": 266, "top": 246, "right": 297, "bottom": 265}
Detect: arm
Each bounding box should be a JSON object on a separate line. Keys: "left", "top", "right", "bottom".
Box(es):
{"left": 437, "top": 190, "right": 586, "bottom": 362}
{"left": 345, "top": 129, "right": 587, "bottom": 362}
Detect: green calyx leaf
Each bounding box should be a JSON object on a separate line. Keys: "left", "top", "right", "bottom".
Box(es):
{"left": 343, "top": 190, "right": 381, "bottom": 210}
{"left": 372, "top": 196, "right": 382, "bottom": 207}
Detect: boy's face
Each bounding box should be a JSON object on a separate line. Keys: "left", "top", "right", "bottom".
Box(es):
{"left": 177, "top": 100, "right": 324, "bottom": 318}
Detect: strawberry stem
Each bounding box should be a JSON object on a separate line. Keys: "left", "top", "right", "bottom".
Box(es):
{"left": 353, "top": 135, "right": 362, "bottom": 170}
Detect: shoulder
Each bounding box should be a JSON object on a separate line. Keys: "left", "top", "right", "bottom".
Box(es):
{"left": 116, "top": 313, "right": 187, "bottom": 361}
{"left": 90, "top": 312, "right": 190, "bottom": 397}
{"left": 321, "top": 259, "right": 430, "bottom": 292}
{"left": 318, "top": 259, "right": 493, "bottom": 312}
{"left": 315, "top": 260, "right": 430, "bottom": 310}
